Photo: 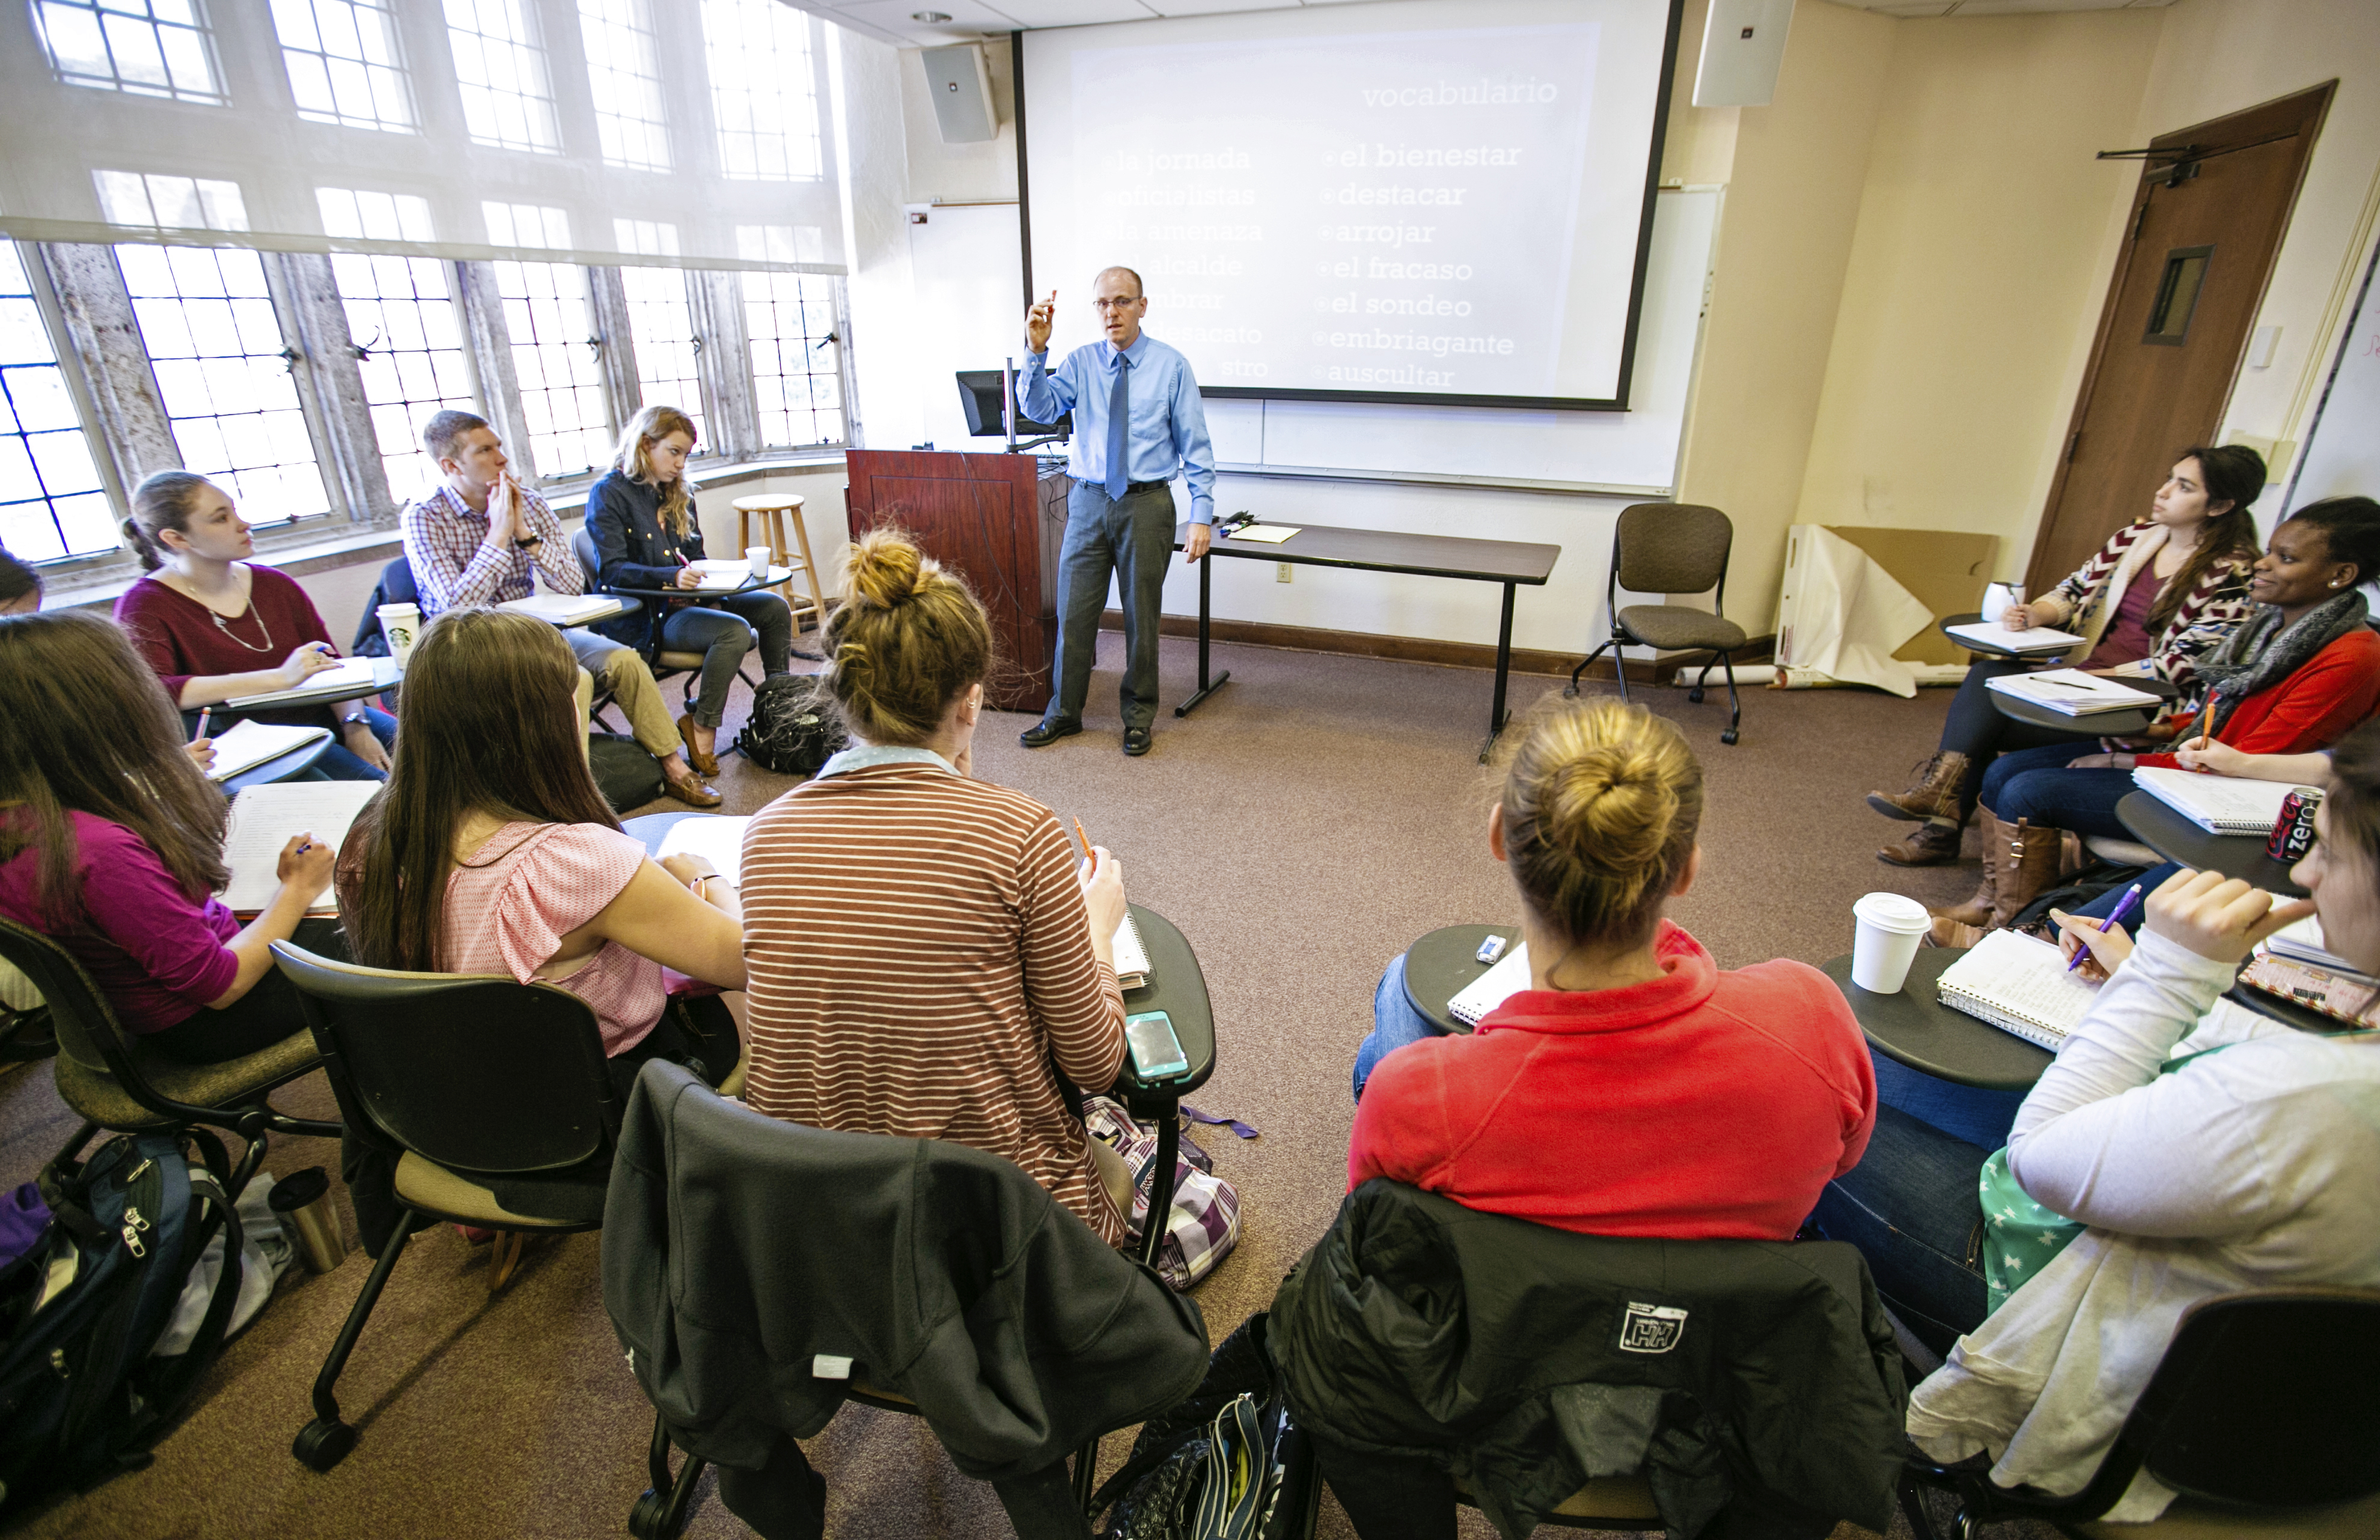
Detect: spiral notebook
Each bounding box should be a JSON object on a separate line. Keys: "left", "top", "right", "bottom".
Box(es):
{"left": 1448, "top": 945, "right": 1532, "bottom": 1027}
{"left": 1936, "top": 930, "right": 2101, "bottom": 1050}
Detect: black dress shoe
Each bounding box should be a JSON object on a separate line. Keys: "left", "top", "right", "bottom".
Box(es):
{"left": 1019, "top": 718, "right": 1081, "bottom": 749}
{"left": 1122, "top": 726, "right": 1152, "bottom": 757}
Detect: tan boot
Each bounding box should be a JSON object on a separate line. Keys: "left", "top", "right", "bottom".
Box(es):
{"left": 1923, "top": 915, "right": 1988, "bottom": 949}
{"left": 1867, "top": 750, "right": 1973, "bottom": 823}
{"left": 1993, "top": 815, "right": 2064, "bottom": 928}
{"left": 1879, "top": 819, "right": 1962, "bottom": 866}
{"left": 1930, "top": 808, "right": 2006, "bottom": 927}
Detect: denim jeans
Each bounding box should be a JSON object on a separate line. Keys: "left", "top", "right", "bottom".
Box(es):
{"left": 1045, "top": 479, "right": 1176, "bottom": 731}
{"left": 305, "top": 705, "right": 397, "bottom": 782}
{"left": 1806, "top": 1104, "right": 1991, "bottom": 1357}
{"left": 662, "top": 590, "right": 792, "bottom": 729}
{"left": 1976, "top": 741, "right": 2134, "bottom": 838}
{"left": 1353, "top": 952, "right": 1442, "bottom": 1101}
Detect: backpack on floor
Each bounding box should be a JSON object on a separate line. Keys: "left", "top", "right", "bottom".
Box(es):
{"left": 0, "top": 1134, "right": 245, "bottom": 1514}
{"left": 1081, "top": 1095, "right": 1240, "bottom": 1292}
{"left": 737, "top": 674, "right": 846, "bottom": 777}
{"left": 590, "top": 732, "right": 666, "bottom": 812}
{"left": 1094, "top": 1312, "right": 1313, "bottom": 1540}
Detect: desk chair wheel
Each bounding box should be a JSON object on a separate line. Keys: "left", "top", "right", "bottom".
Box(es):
{"left": 1721, "top": 728, "right": 1739, "bottom": 746}
{"left": 1560, "top": 681, "right": 1580, "bottom": 699}
{"left": 1688, "top": 685, "right": 1705, "bottom": 703}
{"left": 293, "top": 1416, "right": 356, "bottom": 1472}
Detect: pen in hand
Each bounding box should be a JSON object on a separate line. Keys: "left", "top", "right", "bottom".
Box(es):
{"left": 2067, "top": 883, "right": 2144, "bottom": 972}
{"left": 191, "top": 707, "right": 210, "bottom": 744}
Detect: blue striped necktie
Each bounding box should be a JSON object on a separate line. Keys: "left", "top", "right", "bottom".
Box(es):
{"left": 1104, "top": 354, "right": 1130, "bottom": 501}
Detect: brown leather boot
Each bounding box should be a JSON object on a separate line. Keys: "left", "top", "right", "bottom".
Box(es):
{"left": 1878, "top": 818, "right": 1962, "bottom": 866}
{"left": 1867, "top": 750, "right": 1972, "bottom": 822}
{"left": 1930, "top": 809, "right": 2006, "bottom": 927}
{"left": 1923, "top": 916, "right": 1988, "bottom": 949}
{"left": 1993, "top": 815, "right": 2064, "bottom": 928}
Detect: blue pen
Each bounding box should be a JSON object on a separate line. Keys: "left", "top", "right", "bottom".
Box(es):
{"left": 2068, "top": 883, "right": 2144, "bottom": 972}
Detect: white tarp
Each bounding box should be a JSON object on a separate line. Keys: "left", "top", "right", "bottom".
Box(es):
{"left": 1777, "top": 526, "right": 1938, "bottom": 698}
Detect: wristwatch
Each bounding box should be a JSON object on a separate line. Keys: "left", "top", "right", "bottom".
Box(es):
{"left": 514, "top": 534, "right": 543, "bottom": 550}
{"left": 341, "top": 710, "right": 370, "bottom": 728}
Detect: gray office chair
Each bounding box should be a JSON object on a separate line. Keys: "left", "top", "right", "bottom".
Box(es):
{"left": 1564, "top": 503, "right": 1747, "bottom": 745}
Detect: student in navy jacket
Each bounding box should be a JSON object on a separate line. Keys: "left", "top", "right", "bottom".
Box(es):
{"left": 585, "top": 405, "right": 793, "bottom": 774}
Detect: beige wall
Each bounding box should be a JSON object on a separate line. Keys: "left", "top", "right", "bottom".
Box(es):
{"left": 1791, "top": 11, "right": 2161, "bottom": 567}
{"left": 1671, "top": 0, "right": 1896, "bottom": 630}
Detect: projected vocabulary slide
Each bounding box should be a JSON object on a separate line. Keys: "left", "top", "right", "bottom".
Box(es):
{"left": 1033, "top": 8, "right": 1665, "bottom": 406}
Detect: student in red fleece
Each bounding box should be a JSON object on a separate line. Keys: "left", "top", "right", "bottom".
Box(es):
{"left": 0, "top": 612, "right": 338, "bottom": 1064}
{"left": 1347, "top": 698, "right": 1877, "bottom": 1240}
{"left": 1945, "top": 496, "right": 2380, "bottom": 937}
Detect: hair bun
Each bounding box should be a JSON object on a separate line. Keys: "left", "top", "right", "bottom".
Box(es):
{"left": 1549, "top": 746, "right": 1677, "bottom": 877}
{"left": 846, "top": 529, "right": 923, "bottom": 610}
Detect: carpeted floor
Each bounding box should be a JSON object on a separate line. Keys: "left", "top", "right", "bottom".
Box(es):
{"left": 0, "top": 635, "right": 2034, "bottom": 1540}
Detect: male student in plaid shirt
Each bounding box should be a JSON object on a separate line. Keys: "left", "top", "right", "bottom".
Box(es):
{"left": 401, "top": 410, "right": 720, "bottom": 806}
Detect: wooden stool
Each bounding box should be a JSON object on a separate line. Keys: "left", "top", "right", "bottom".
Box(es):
{"left": 731, "top": 494, "right": 826, "bottom": 636}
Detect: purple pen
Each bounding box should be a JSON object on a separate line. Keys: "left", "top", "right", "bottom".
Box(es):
{"left": 2068, "top": 883, "right": 2144, "bottom": 972}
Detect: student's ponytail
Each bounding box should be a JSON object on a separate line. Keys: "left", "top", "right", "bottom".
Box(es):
{"left": 1498, "top": 698, "right": 1703, "bottom": 948}
{"left": 124, "top": 470, "right": 217, "bottom": 573}
{"left": 824, "top": 528, "right": 995, "bottom": 744}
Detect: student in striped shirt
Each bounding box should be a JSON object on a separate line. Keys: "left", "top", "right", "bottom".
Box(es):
{"left": 738, "top": 530, "right": 1137, "bottom": 1244}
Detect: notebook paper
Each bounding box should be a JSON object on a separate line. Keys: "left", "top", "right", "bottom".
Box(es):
{"left": 1112, "top": 914, "right": 1153, "bottom": 991}
{"left": 498, "top": 594, "right": 618, "bottom": 626}
{"left": 2131, "top": 768, "right": 2298, "bottom": 835}
{"left": 204, "top": 720, "right": 331, "bottom": 781}
{"left": 226, "top": 655, "right": 378, "bottom": 708}
{"left": 654, "top": 815, "right": 753, "bottom": 886}
{"left": 221, "top": 781, "right": 381, "bottom": 914}
{"left": 1449, "top": 945, "right": 1532, "bottom": 1027}
{"left": 1983, "top": 668, "right": 2162, "bottom": 717}
{"left": 1936, "top": 930, "right": 2101, "bottom": 1050}
{"left": 1942, "top": 621, "right": 2084, "bottom": 655}
{"left": 1229, "top": 525, "right": 1299, "bottom": 544}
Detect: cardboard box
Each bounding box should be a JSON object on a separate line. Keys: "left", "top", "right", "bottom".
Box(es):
{"left": 1825, "top": 526, "right": 1998, "bottom": 666}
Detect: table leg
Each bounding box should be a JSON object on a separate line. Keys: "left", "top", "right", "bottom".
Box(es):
{"left": 1174, "top": 550, "right": 1230, "bottom": 717}
{"left": 1478, "top": 581, "right": 1517, "bottom": 763}
{"left": 1139, "top": 1104, "right": 1180, "bottom": 1271}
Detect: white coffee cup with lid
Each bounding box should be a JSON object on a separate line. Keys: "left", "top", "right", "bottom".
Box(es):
{"left": 376, "top": 602, "right": 420, "bottom": 668}
{"left": 746, "top": 545, "right": 772, "bottom": 579}
{"left": 1850, "top": 892, "right": 1932, "bottom": 994}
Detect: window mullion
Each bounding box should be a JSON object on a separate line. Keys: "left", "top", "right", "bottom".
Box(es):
{"left": 829, "top": 275, "right": 858, "bottom": 451}
{"left": 267, "top": 252, "right": 388, "bottom": 524}
{"left": 587, "top": 266, "right": 641, "bottom": 437}
{"left": 453, "top": 259, "right": 536, "bottom": 481}
{"left": 19, "top": 242, "right": 135, "bottom": 522}
{"left": 39, "top": 242, "right": 181, "bottom": 487}
{"left": 692, "top": 269, "right": 755, "bottom": 460}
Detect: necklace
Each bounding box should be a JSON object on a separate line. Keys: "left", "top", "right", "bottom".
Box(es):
{"left": 210, "top": 605, "right": 275, "bottom": 653}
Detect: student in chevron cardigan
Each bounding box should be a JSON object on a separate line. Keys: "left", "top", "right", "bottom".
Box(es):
{"left": 1869, "top": 446, "right": 2261, "bottom": 868}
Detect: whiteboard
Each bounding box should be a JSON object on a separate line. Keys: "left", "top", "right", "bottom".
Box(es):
{"left": 2284, "top": 233, "right": 2380, "bottom": 515}
{"left": 900, "top": 187, "right": 1718, "bottom": 495}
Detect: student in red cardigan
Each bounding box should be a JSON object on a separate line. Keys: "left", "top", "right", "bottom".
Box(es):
{"left": 1347, "top": 698, "right": 1877, "bottom": 1240}
{"left": 112, "top": 472, "right": 395, "bottom": 781}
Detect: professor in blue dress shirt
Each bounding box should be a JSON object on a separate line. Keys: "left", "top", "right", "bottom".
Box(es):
{"left": 1016, "top": 265, "right": 1216, "bottom": 757}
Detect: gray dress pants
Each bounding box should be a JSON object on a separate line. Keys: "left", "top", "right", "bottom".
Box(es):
{"left": 1046, "top": 479, "right": 1175, "bottom": 731}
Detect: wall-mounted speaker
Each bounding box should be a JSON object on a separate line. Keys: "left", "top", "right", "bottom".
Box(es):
{"left": 921, "top": 44, "right": 998, "bottom": 144}
{"left": 1694, "top": 0, "right": 1795, "bottom": 109}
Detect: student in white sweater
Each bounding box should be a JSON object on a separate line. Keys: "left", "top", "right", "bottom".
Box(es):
{"left": 1812, "top": 722, "right": 2380, "bottom": 1522}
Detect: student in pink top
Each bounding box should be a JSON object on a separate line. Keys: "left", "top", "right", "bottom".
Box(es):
{"left": 335, "top": 606, "right": 746, "bottom": 1094}
{"left": 0, "top": 612, "right": 338, "bottom": 1064}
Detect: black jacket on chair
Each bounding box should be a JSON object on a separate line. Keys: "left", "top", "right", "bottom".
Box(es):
{"left": 602, "top": 1061, "right": 1210, "bottom": 1483}
{"left": 1267, "top": 1181, "right": 1907, "bottom": 1540}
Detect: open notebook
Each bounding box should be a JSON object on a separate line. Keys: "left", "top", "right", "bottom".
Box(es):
{"left": 498, "top": 593, "right": 619, "bottom": 625}
{"left": 2132, "top": 768, "right": 2300, "bottom": 835}
{"left": 1936, "top": 930, "right": 2101, "bottom": 1050}
{"left": 221, "top": 782, "right": 382, "bottom": 915}
{"left": 1984, "top": 668, "right": 2161, "bottom": 717}
{"left": 1942, "top": 620, "right": 2084, "bottom": 656}
{"left": 1449, "top": 945, "right": 1531, "bottom": 1027}
{"left": 204, "top": 720, "right": 331, "bottom": 781}
{"left": 226, "top": 656, "right": 377, "bottom": 708}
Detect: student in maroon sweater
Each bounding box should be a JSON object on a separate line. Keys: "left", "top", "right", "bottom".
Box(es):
{"left": 112, "top": 471, "right": 395, "bottom": 781}
{"left": 1349, "top": 698, "right": 1877, "bottom": 1240}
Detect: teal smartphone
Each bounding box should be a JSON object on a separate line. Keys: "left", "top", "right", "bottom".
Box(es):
{"left": 1123, "top": 1010, "right": 1190, "bottom": 1080}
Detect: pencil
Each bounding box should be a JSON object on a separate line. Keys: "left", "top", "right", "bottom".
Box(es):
{"left": 191, "top": 707, "right": 210, "bottom": 743}
{"left": 1072, "top": 816, "right": 1092, "bottom": 860}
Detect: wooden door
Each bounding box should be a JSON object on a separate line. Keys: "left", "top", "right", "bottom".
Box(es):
{"left": 2025, "top": 84, "right": 2334, "bottom": 595}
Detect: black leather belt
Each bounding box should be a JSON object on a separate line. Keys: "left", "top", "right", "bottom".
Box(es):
{"left": 1079, "top": 476, "right": 1171, "bottom": 495}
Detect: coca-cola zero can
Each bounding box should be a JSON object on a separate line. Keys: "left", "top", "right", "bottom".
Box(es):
{"left": 2268, "top": 787, "right": 2323, "bottom": 863}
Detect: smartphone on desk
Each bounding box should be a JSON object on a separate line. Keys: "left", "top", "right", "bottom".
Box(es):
{"left": 1123, "top": 1010, "right": 1190, "bottom": 1082}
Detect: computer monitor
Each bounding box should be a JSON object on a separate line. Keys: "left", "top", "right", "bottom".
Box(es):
{"left": 956, "top": 370, "right": 1070, "bottom": 441}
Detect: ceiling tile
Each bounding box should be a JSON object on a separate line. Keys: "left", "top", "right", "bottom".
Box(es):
{"left": 1144, "top": 0, "right": 1303, "bottom": 14}
{"left": 990, "top": 0, "right": 1158, "bottom": 25}
{"left": 819, "top": 0, "right": 1024, "bottom": 45}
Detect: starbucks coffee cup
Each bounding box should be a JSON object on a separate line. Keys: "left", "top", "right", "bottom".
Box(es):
{"left": 376, "top": 602, "right": 420, "bottom": 668}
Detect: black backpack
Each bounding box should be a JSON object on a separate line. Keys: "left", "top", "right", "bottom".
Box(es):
{"left": 0, "top": 1134, "right": 245, "bottom": 1513}
{"left": 737, "top": 675, "right": 846, "bottom": 777}
{"left": 1094, "top": 1312, "right": 1314, "bottom": 1540}
{"left": 590, "top": 732, "right": 667, "bottom": 812}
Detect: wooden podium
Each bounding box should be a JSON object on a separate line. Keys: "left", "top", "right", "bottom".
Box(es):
{"left": 844, "top": 449, "right": 1070, "bottom": 715}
